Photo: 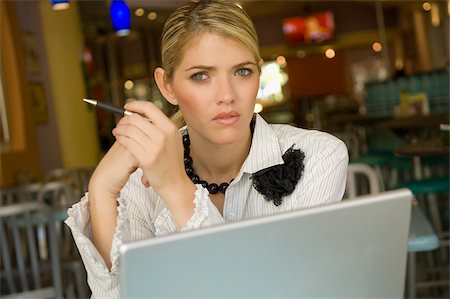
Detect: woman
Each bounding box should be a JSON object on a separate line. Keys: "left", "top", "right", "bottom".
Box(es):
{"left": 65, "top": 0, "right": 348, "bottom": 297}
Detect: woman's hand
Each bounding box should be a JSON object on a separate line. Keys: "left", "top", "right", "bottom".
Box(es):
{"left": 112, "top": 101, "right": 189, "bottom": 200}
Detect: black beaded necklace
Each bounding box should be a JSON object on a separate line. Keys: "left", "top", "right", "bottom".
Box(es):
{"left": 183, "top": 134, "right": 232, "bottom": 194}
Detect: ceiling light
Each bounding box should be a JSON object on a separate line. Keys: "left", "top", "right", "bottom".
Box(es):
{"left": 135, "top": 8, "right": 144, "bottom": 17}
{"left": 422, "top": 2, "right": 432, "bottom": 11}
{"left": 110, "top": 0, "right": 131, "bottom": 37}
{"left": 372, "top": 42, "right": 382, "bottom": 52}
{"left": 51, "top": 0, "right": 70, "bottom": 10}
{"left": 147, "top": 12, "right": 158, "bottom": 21}
{"left": 325, "top": 48, "right": 335, "bottom": 59}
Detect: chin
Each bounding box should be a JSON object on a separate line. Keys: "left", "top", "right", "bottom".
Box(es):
{"left": 211, "top": 127, "right": 251, "bottom": 146}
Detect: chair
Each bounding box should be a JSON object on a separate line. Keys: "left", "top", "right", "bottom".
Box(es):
{"left": 34, "top": 181, "right": 89, "bottom": 298}
{"left": 1, "top": 183, "right": 42, "bottom": 206}
{"left": 1, "top": 182, "right": 89, "bottom": 298}
{"left": 0, "top": 202, "right": 63, "bottom": 298}
{"left": 395, "top": 176, "right": 450, "bottom": 297}
{"left": 44, "top": 167, "right": 93, "bottom": 200}
{"left": 345, "top": 163, "right": 441, "bottom": 298}
{"left": 346, "top": 163, "right": 381, "bottom": 198}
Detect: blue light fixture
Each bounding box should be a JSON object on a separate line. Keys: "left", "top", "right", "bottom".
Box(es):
{"left": 51, "top": 0, "right": 70, "bottom": 10}
{"left": 110, "top": 0, "right": 131, "bottom": 37}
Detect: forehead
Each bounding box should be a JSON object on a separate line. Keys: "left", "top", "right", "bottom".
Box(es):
{"left": 177, "top": 32, "right": 255, "bottom": 68}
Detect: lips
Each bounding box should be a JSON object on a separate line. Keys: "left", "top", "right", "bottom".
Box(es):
{"left": 213, "top": 111, "right": 240, "bottom": 125}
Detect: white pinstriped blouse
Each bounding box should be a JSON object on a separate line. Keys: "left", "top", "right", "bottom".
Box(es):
{"left": 65, "top": 114, "right": 348, "bottom": 298}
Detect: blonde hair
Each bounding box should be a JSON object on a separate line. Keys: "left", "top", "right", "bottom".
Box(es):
{"left": 160, "top": 0, "right": 261, "bottom": 127}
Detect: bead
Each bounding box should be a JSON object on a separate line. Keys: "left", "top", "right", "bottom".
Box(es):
{"left": 199, "top": 180, "right": 208, "bottom": 188}
{"left": 185, "top": 167, "right": 194, "bottom": 176}
{"left": 184, "top": 156, "right": 192, "bottom": 166}
{"left": 219, "top": 183, "right": 229, "bottom": 193}
{"left": 207, "top": 183, "right": 219, "bottom": 194}
{"left": 191, "top": 175, "right": 200, "bottom": 183}
{"left": 182, "top": 134, "right": 190, "bottom": 146}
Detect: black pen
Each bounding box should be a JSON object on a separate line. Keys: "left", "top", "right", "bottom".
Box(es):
{"left": 83, "top": 98, "right": 133, "bottom": 116}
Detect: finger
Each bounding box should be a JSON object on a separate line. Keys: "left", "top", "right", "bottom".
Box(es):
{"left": 114, "top": 134, "right": 152, "bottom": 169}
{"left": 117, "top": 114, "right": 159, "bottom": 141}
{"left": 113, "top": 114, "right": 156, "bottom": 139}
{"left": 117, "top": 114, "right": 175, "bottom": 153}
{"left": 113, "top": 123, "right": 160, "bottom": 153}
{"left": 124, "top": 101, "right": 172, "bottom": 126}
{"left": 113, "top": 125, "right": 164, "bottom": 171}
{"left": 141, "top": 175, "right": 150, "bottom": 188}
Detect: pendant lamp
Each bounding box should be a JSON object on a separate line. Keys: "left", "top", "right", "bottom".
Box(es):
{"left": 51, "top": 0, "right": 70, "bottom": 10}
{"left": 110, "top": 0, "right": 131, "bottom": 37}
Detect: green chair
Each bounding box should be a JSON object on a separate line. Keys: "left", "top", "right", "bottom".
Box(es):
{"left": 395, "top": 177, "right": 450, "bottom": 195}
{"left": 407, "top": 203, "right": 440, "bottom": 298}
{"left": 395, "top": 176, "right": 449, "bottom": 297}
{"left": 394, "top": 177, "right": 449, "bottom": 241}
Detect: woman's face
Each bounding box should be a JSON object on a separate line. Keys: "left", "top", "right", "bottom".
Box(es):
{"left": 169, "top": 32, "right": 260, "bottom": 146}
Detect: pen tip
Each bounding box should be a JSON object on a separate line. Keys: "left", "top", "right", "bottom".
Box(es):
{"left": 83, "top": 98, "right": 96, "bottom": 105}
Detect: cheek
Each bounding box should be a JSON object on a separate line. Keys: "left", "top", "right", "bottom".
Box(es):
{"left": 171, "top": 83, "right": 203, "bottom": 111}
{"left": 243, "top": 78, "right": 260, "bottom": 103}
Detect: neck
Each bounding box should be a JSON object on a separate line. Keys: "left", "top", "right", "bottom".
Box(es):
{"left": 188, "top": 132, "right": 252, "bottom": 183}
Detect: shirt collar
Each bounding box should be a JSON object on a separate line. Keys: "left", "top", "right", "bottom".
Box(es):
{"left": 240, "top": 114, "right": 284, "bottom": 175}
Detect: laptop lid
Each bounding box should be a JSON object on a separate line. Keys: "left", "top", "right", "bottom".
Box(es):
{"left": 120, "top": 188, "right": 412, "bottom": 298}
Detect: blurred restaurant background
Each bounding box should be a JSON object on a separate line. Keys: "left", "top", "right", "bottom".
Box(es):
{"left": 0, "top": 0, "right": 449, "bottom": 298}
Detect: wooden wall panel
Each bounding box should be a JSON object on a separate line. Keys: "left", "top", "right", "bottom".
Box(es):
{"left": 0, "top": 1, "right": 42, "bottom": 186}
{"left": 286, "top": 53, "right": 350, "bottom": 99}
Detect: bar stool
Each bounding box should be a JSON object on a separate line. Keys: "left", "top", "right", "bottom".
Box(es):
{"left": 395, "top": 177, "right": 449, "bottom": 250}
{"left": 395, "top": 177, "right": 449, "bottom": 245}
{"left": 407, "top": 202, "right": 440, "bottom": 298}
{"left": 345, "top": 163, "right": 442, "bottom": 298}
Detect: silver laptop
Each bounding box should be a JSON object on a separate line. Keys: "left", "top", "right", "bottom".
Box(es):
{"left": 120, "top": 188, "right": 412, "bottom": 298}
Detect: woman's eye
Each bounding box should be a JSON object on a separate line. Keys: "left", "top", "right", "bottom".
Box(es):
{"left": 190, "top": 72, "right": 207, "bottom": 81}
{"left": 236, "top": 68, "right": 253, "bottom": 77}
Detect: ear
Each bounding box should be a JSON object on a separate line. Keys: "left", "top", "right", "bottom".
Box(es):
{"left": 154, "top": 67, "right": 178, "bottom": 106}
{"left": 258, "top": 59, "right": 264, "bottom": 71}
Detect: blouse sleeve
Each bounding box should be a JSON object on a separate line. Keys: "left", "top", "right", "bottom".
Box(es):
{"left": 65, "top": 172, "right": 225, "bottom": 298}
{"left": 64, "top": 193, "right": 130, "bottom": 298}
{"left": 153, "top": 184, "right": 226, "bottom": 235}
{"left": 293, "top": 137, "right": 349, "bottom": 208}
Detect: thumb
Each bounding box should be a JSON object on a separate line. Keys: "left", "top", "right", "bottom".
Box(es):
{"left": 141, "top": 175, "right": 150, "bottom": 188}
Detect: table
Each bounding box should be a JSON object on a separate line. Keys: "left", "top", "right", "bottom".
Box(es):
{"left": 395, "top": 137, "right": 449, "bottom": 180}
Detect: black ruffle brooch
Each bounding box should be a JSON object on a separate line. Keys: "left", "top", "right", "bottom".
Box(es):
{"left": 251, "top": 145, "right": 305, "bottom": 206}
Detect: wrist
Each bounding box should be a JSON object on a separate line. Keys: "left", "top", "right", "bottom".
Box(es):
{"left": 157, "top": 175, "right": 197, "bottom": 228}
{"left": 158, "top": 175, "right": 196, "bottom": 205}
{"left": 88, "top": 174, "right": 120, "bottom": 202}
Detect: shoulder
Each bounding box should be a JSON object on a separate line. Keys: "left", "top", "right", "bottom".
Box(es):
{"left": 269, "top": 123, "right": 347, "bottom": 158}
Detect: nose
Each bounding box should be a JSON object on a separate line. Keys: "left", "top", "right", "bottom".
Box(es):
{"left": 215, "top": 75, "right": 236, "bottom": 105}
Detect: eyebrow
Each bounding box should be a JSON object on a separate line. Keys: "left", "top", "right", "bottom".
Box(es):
{"left": 184, "top": 61, "right": 257, "bottom": 72}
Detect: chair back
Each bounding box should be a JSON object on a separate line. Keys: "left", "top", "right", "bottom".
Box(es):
{"left": 346, "top": 163, "right": 382, "bottom": 199}
{"left": 35, "top": 181, "right": 77, "bottom": 210}
{"left": 1, "top": 183, "right": 42, "bottom": 206}
{"left": 0, "top": 202, "right": 63, "bottom": 298}
{"left": 44, "top": 167, "right": 93, "bottom": 199}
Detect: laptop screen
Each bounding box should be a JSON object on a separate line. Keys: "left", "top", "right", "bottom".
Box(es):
{"left": 120, "top": 189, "right": 412, "bottom": 298}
